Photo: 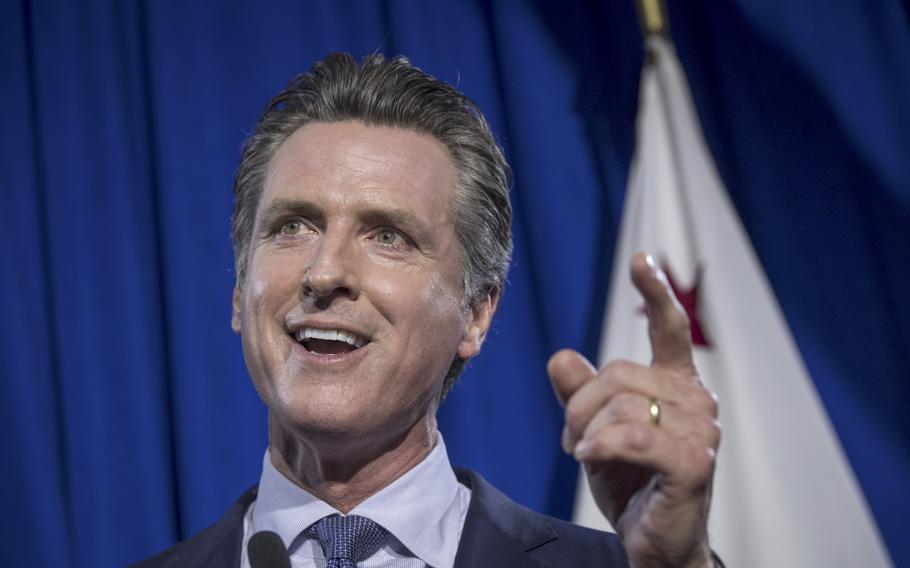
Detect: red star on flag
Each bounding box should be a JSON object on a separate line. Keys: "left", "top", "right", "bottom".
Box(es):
{"left": 660, "top": 260, "right": 710, "bottom": 348}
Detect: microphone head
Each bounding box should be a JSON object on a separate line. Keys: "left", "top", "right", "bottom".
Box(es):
{"left": 248, "top": 530, "right": 291, "bottom": 568}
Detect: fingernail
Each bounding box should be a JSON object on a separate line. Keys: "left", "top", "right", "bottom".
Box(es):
{"left": 574, "top": 440, "right": 590, "bottom": 459}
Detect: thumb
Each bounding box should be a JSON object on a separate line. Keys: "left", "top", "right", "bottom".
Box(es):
{"left": 547, "top": 349, "right": 597, "bottom": 408}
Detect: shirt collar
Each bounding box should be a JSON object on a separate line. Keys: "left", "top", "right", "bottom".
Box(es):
{"left": 252, "top": 434, "right": 466, "bottom": 567}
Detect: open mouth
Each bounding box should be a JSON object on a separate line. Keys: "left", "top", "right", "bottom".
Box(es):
{"left": 293, "top": 328, "right": 369, "bottom": 355}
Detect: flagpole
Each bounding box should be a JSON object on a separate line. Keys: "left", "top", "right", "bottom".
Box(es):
{"left": 635, "top": 0, "right": 669, "bottom": 37}
{"left": 636, "top": 0, "right": 707, "bottom": 257}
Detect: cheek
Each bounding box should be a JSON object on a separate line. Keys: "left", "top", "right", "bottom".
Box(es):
{"left": 241, "top": 276, "right": 273, "bottom": 333}
{"left": 247, "top": 275, "right": 269, "bottom": 307}
{"left": 421, "top": 273, "right": 463, "bottom": 320}
{"left": 372, "top": 266, "right": 463, "bottom": 320}
{"left": 415, "top": 273, "right": 467, "bottom": 353}
{"left": 365, "top": 268, "right": 466, "bottom": 354}
{"left": 239, "top": 279, "right": 270, "bottom": 367}
{"left": 240, "top": 262, "right": 295, "bottom": 370}
{"left": 245, "top": 255, "right": 302, "bottom": 313}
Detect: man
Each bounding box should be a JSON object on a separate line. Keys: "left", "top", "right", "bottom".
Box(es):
{"left": 135, "top": 53, "right": 720, "bottom": 567}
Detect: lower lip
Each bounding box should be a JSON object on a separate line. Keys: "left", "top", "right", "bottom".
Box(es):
{"left": 290, "top": 338, "right": 371, "bottom": 366}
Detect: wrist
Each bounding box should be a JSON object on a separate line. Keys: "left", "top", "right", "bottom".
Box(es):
{"left": 630, "top": 542, "right": 714, "bottom": 568}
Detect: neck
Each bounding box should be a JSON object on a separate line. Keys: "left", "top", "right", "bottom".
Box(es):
{"left": 267, "top": 412, "right": 438, "bottom": 513}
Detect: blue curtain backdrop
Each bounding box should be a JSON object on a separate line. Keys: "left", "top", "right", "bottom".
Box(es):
{"left": 2, "top": 1, "right": 908, "bottom": 566}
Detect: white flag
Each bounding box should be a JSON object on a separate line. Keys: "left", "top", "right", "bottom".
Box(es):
{"left": 571, "top": 34, "right": 892, "bottom": 568}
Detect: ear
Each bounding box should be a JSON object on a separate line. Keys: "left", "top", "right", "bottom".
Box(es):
{"left": 231, "top": 285, "right": 242, "bottom": 334}
{"left": 456, "top": 286, "right": 500, "bottom": 360}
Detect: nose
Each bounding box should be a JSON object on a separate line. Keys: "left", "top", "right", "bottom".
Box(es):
{"left": 301, "top": 232, "right": 360, "bottom": 302}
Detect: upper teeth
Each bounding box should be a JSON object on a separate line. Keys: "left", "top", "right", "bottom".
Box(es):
{"left": 295, "top": 328, "right": 366, "bottom": 348}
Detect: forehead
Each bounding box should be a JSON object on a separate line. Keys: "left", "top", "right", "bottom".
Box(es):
{"left": 260, "top": 121, "right": 457, "bottom": 217}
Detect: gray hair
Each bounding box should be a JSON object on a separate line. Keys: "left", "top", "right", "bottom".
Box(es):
{"left": 231, "top": 53, "right": 513, "bottom": 395}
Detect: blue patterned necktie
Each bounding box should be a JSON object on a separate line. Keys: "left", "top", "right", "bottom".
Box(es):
{"left": 306, "top": 514, "right": 388, "bottom": 567}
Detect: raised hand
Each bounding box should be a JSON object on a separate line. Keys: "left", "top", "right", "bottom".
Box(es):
{"left": 548, "top": 253, "right": 720, "bottom": 567}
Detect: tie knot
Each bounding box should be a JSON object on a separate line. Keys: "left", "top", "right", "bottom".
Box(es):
{"left": 306, "top": 514, "right": 387, "bottom": 565}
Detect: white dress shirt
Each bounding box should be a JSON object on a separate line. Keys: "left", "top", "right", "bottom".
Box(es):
{"left": 240, "top": 435, "right": 471, "bottom": 568}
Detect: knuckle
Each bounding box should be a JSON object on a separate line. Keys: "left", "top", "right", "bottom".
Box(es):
{"left": 699, "top": 388, "right": 719, "bottom": 416}
{"left": 601, "top": 359, "right": 637, "bottom": 386}
{"left": 682, "top": 446, "right": 716, "bottom": 482}
{"left": 694, "top": 416, "right": 722, "bottom": 448}
{"left": 710, "top": 419, "right": 722, "bottom": 448}
{"left": 603, "top": 359, "right": 632, "bottom": 378}
{"left": 696, "top": 446, "right": 718, "bottom": 476}
{"left": 586, "top": 433, "right": 608, "bottom": 455}
{"left": 688, "top": 384, "right": 719, "bottom": 416}
{"left": 625, "top": 422, "right": 653, "bottom": 452}
{"left": 610, "top": 393, "right": 639, "bottom": 422}
{"left": 706, "top": 391, "right": 720, "bottom": 417}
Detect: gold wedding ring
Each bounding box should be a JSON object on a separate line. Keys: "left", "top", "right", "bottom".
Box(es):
{"left": 648, "top": 397, "right": 662, "bottom": 426}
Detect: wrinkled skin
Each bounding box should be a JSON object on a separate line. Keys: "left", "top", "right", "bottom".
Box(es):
{"left": 548, "top": 254, "right": 720, "bottom": 567}
{"left": 232, "top": 121, "right": 496, "bottom": 511}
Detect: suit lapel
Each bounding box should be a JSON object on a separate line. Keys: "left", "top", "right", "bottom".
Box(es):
{"left": 452, "top": 469, "right": 557, "bottom": 568}
{"left": 190, "top": 485, "right": 255, "bottom": 567}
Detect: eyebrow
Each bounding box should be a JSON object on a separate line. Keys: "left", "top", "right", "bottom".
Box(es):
{"left": 359, "top": 206, "right": 435, "bottom": 242}
{"left": 257, "top": 198, "right": 323, "bottom": 229}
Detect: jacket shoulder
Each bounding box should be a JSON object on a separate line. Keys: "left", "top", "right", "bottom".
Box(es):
{"left": 454, "top": 468, "right": 628, "bottom": 567}
{"left": 128, "top": 486, "right": 257, "bottom": 568}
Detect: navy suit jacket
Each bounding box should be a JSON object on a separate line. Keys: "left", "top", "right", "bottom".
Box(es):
{"left": 131, "top": 469, "right": 630, "bottom": 567}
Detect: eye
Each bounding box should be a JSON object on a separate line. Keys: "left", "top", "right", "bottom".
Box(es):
{"left": 279, "top": 219, "right": 304, "bottom": 236}
{"left": 375, "top": 228, "right": 405, "bottom": 246}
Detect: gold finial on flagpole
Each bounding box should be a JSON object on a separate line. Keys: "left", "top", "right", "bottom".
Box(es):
{"left": 636, "top": 0, "right": 670, "bottom": 37}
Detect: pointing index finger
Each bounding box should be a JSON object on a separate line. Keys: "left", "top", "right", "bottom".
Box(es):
{"left": 631, "top": 252, "right": 695, "bottom": 371}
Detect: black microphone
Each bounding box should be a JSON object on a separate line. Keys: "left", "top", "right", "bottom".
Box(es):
{"left": 248, "top": 530, "right": 291, "bottom": 568}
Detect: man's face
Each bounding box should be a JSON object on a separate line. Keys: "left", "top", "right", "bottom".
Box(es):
{"left": 232, "top": 121, "right": 493, "bottom": 442}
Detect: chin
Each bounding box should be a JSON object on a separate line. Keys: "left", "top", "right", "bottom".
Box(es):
{"left": 271, "top": 391, "right": 374, "bottom": 435}
{"left": 279, "top": 396, "right": 428, "bottom": 448}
